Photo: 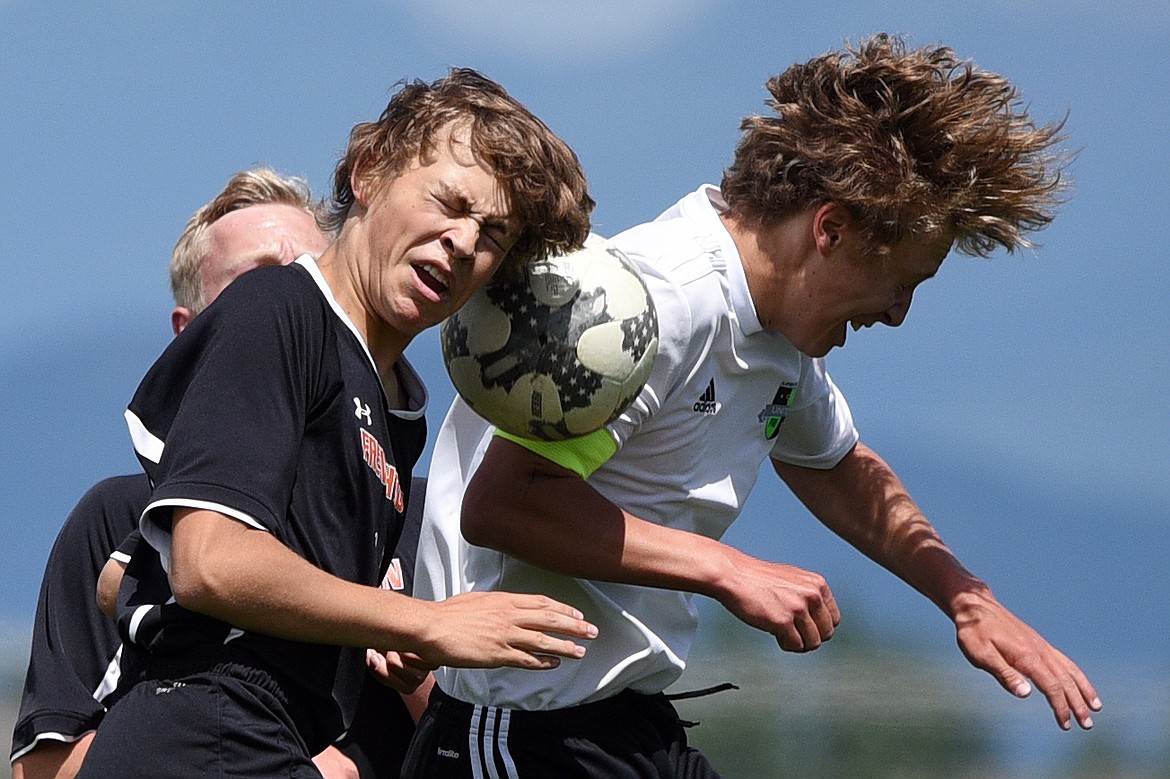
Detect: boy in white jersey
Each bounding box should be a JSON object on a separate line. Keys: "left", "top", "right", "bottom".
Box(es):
{"left": 408, "top": 35, "right": 1101, "bottom": 778}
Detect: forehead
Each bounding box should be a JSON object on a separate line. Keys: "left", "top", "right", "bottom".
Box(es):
{"left": 400, "top": 127, "right": 517, "bottom": 221}
{"left": 205, "top": 204, "right": 326, "bottom": 254}
{"left": 887, "top": 231, "right": 953, "bottom": 279}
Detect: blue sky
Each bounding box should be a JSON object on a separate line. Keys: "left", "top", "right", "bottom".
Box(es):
{"left": 2, "top": 0, "right": 1167, "bottom": 771}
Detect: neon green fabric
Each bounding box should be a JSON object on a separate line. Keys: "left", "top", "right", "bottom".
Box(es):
{"left": 493, "top": 427, "right": 618, "bottom": 478}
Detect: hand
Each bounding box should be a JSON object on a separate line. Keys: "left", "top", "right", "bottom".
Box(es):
{"left": 413, "top": 591, "right": 598, "bottom": 670}
{"left": 715, "top": 551, "right": 840, "bottom": 652}
{"left": 312, "top": 745, "right": 359, "bottom": 779}
{"left": 366, "top": 648, "right": 435, "bottom": 693}
{"left": 953, "top": 590, "right": 1102, "bottom": 730}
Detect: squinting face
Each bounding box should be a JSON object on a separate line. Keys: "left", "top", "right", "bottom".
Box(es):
{"left": 200, "top": 203, "right": 330, "bottom": 307}
{"left": 786, "top": 228, "right": 952, "bottom": 358}
{"left": 351, "top": 127, "right": 520, "bottom": 341}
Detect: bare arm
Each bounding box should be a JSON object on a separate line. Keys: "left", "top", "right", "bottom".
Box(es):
{"left": 168, "top": 507, "right": 596, "bottom": 671}
{"left": 311, "top": 746, "right": 359, "bottom": 779}
{"left": 12, "top": 734, "right": 94, "bottom": 779}
{"left": 462, "top": 437, "right": 839, "bottom": 652}
{"left": 772, "top": 440, "right": 1101, "bottom": 730}
{"left": 95, "top": 558, "right": 126, "bottom": 618}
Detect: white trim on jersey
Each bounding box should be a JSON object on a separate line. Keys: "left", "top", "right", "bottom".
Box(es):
{"left": 124, "top": 409, "right": 164, "bottom": 464}
{"left": 128, "top": 602, "right": 162, "bottom": 644}
{"left": 9, "top": 730, "right": 88, "bottom": 762}
{"left": 294, "top": 254, "right": 428, "bottom": 422}
{"left": 92, "top": 644, "right": 122, "bottom": 703}
{"left": 295, "top": 255, "right": 377, "bottom": 374}
{"left": 139, "top": 497, "right": 267, "bottom": 573}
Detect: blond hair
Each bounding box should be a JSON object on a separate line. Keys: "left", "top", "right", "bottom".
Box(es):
{"left": 325, "top": 68, "right": 593, "bottom": 274}
{"left": 721, "top": 33, "right": 1070, "bottom": 256}
{"left": 170, "top": 168, "right": 325, "bottom": 314}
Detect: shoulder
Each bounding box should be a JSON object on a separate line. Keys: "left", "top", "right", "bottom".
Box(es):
{"left": 204, "top": 262, "right": 325, "bottom": 326}
{"left": 612, "top": 221, "right": 732, "bottom": 373}
{"left": 60, "top": 474, "right": 148, "bottom": 544}
{"left": 75, "top": 473, "right": 152, "bottom": 510}
{"left": 154, "top": 263, "right": 331, "bottom": 377}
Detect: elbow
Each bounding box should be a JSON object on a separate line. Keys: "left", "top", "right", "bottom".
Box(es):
{"left": 168, "top": 555, "right": 231, "bottom": 615}
{"left": 95, "top": 560, "right": 126, "bottom": 617}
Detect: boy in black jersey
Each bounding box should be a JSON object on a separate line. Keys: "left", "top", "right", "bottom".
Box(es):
{"left": 12, "top": 168, "right": 333, "bottom": 779}
{"left": 76, "top": 69, "right": 596, "bottom": 779}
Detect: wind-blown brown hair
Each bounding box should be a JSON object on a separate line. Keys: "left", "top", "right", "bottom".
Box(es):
{"left": 325, "top": 68, "right": 594, "bottom": 273}
{"left": 170, "top": 168, "right": 324, "bottom": 314}
{"left": 721, "top": 33, "right": 1070, "bottom": 256}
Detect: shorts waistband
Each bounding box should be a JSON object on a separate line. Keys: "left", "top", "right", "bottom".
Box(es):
{"left": 427, "top": 684, "right": 674, "bottom": 731}
{"left": 134, "top": 645, "right": 331, "bottom": 753}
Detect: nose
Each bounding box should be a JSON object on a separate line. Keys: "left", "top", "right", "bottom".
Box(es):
{"left": 442, "top": 218, "right": 478, "bottom": 261}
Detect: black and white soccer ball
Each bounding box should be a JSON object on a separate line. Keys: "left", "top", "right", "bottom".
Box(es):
{"left": 441, "top": 234, "right": 658, "bottom": 441}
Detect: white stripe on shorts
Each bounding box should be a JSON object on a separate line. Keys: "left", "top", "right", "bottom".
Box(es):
{"left": 469, "top": 705, "right": 518, "bottom": 779}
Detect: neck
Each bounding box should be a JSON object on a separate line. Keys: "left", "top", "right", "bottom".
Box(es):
{"left": 315, "top": 242, "right": 411, "bottom": 405}
{"left": 720, "top": 211, "right": 811, "bottom": 334}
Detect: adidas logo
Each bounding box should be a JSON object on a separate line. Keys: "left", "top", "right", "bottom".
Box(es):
{"left": 692, "top": 379, "right": 721, "bottom": 415}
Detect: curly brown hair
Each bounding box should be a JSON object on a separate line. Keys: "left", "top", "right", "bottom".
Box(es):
{"left": 721, "top": 33, "right": 1070, "bottom": 256}
{"left": 325, "top": 68, "right": 594, "bottom": 273}
{"left": 171, "top": 167, "right": 325, "bottom": 314}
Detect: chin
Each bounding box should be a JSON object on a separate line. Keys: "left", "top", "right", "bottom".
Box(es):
{"left": 793, "top": 337, "right": 834, "bottom": 358}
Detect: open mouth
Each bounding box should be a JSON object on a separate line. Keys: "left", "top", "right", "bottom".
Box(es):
{"left": 414, "top": 263, "right": 450, "bottom": 299}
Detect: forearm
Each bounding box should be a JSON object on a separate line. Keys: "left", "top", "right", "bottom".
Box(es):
{"left": 773, "top": 442, "right": 988, "bottom": 618}
{"left": 169, "top": 507, "right": 596, "bottom": 670}
{"left": 170, "top": 508, "right": 438, "bottom": 653}
{"left": 464, "top": 438, "right": 841, "bottom": 651}
{"left": 462, "top": 438, "right": 738, "bottom": 598}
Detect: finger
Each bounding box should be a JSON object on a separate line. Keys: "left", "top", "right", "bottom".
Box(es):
{"left": 512, "top": 594, "right": 586, "bottom": 621}
{"left": 1033, "top": 674, "right": 1074, "bottom": 731}
{"left": 774, "top": 620, "right": 806, "bottom": 653}
{"left": 1067, "top": 661, "right": 1103, "bottom": 715}
{"left": 822, "top": 586, "right": 842, "bottom": 627}
{"left": 1052, "top": 664, "right": 1098, "bottom": 730}
{"left": 793, "top": 611, "right": 824, "bottom": 652}
{"left": 809, "top": 592, "right": 838, "bottom": 643}
{"left": 513, "top": 607, "right": 598, "bottom": 641}
{"left": 513, "top": 628, "right": 589, "bottom": 661}
{"left": 516, "top": 654, "right": 562, "bottom": 671}
{"left": 998, "top": 665, "right": 1033, "bottom": 700}
{"left": 399, "top": 652, "right": 439, "bottom": 673}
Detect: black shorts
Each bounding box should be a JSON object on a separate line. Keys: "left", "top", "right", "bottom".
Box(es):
{"left": 75, "top": 662, "right": 323, "bottom": 779}
{"left": 402, "top": 686, "right": 722, "bottom": 779}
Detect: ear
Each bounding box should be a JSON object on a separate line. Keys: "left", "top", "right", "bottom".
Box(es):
{"left": 812, "top": 202, "right": 851, "bottom": 255}
{"left": 350, "top": 164, "right": 375, "bottom": 209}
{"left": 172, "top": 307, "right": 194, "bottom": 335}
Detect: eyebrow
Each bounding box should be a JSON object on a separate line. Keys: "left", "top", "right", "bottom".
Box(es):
{"left": 437, "top": 181, "right": 518, "bottom": 237}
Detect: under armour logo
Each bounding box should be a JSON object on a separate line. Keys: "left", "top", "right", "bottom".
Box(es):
{"left": 354, "top": 397, "right": 371, "bottom": 425}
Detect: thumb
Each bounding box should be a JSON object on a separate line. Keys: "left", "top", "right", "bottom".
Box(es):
{"left": 996, "top": 665, "right": 1033, "bottom": 699}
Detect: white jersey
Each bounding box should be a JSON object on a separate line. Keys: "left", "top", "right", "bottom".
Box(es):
{"left": 415, "top": 185, "right": 859, "bottom": 709}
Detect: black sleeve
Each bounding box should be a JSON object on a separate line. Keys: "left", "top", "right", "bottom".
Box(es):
{"left": 11, "top": 475, "right": 148, "bottom": 760}
{"left": 127, "top": 267, "right": 325, "bottom": 552}
{"left": 111, "top": 529, "right": 141, "bottom": 562}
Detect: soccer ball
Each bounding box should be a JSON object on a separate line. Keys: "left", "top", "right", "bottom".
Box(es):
{"left": 441, "top": 234, "right": 658, "bottom": 441}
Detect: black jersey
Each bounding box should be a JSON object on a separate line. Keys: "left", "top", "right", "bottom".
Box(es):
{"left": 111, "top": 478, "right": 431, "bottom": 779}
{"left": 120, "top": 256, "right": 426, "bottom": 750}
{"left": 334, "top": 475, "right": 425, "bottom": 778}
{"left": 10, "top": 474, "right": 148, "bottom": 761}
